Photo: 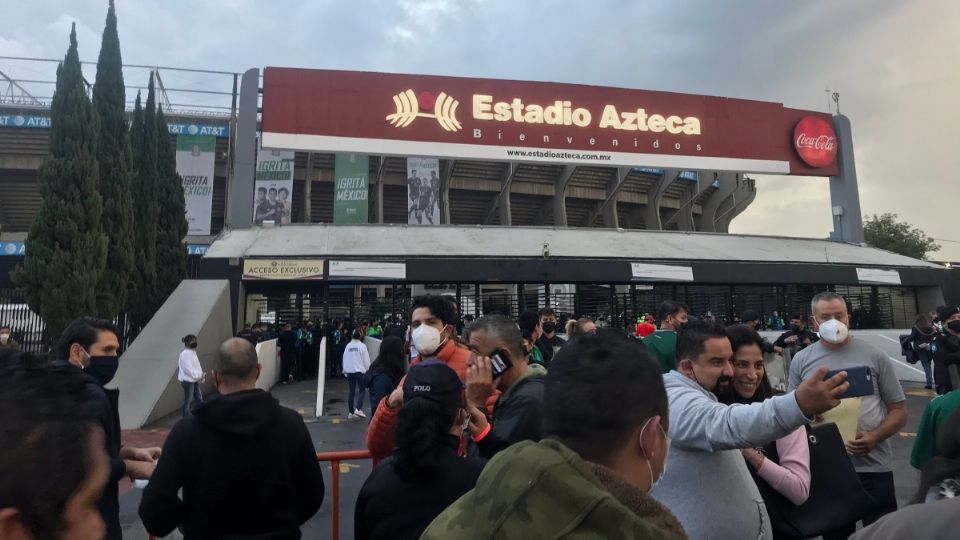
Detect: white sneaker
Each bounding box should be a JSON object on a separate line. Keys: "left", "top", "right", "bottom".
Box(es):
{"left": 347, "top": 412, "right": 357, "bottom": 419}
{"left": 353, "top": 408, "right": 367, "bottom": 419}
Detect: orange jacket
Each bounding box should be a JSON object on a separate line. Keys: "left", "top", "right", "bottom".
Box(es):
{"left": 365, "top": 338, "right": 497, "bottom": 460}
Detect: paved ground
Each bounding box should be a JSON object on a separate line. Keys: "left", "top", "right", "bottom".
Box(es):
{"left": 120, "top": 333, "right": 935, "bottom": 539}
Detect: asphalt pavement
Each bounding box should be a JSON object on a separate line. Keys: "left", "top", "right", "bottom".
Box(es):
{"left": 120, "top": 331, "right": 936, "bottom": 539}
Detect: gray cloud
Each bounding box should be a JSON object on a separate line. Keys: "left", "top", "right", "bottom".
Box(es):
{"left": 2, "top": 0, "right": 957, "bottom": 257}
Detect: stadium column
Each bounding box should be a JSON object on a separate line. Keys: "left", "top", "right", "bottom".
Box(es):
{"left": 585, "top": 166, "right": 629, "bottom": 228}
{"left": 828, "top": 115, "right": 865, "bottom": 243}
{"left": 552, "top": 165, "right": 576, "bottom": 227}
{"left": 441, "top": 159, "right": 455, "bottom": 224}
{"left": 699, "top": 172, "right": 738, "bottom": 233}
{"left": 484, "top": 162, "right": 517, "bottom": 225}
{"left": 662, "top": 173, "right": 704, "bottom": 231}
{"left": 226, "top": 68, "right": 259, "bottom": 229}
{"left": 304, "top": 152, "right": 313, "bottom": 222}
{"left": 373, "top": 156, "right": 387, "bottom": 224}
{"left": 715, "top": 177, "right": 757, "bottom": 233}
{"left": 644, "top": 169, "right": 680, "bottom": 230}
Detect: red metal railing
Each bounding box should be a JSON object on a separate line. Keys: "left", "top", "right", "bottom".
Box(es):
{"left": 316, "top": 449, "right": 374, "bottom": 540}
{"left": 147, "top": 449, "right": 373, "bottom": 540}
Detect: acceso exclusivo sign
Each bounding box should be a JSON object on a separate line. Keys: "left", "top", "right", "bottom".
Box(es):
{"left": 242, "top": 259, "right": 326, "bottom": 280}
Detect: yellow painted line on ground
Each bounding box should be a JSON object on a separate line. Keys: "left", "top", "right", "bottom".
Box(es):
{"left": 331, "top": 419, "right": 342, "bottom": 424}
{"left": 906, "top": 390, "right": 936, "bottom": 397}
{"left": 339, "top": 463, "right": 360, "bottom": 473}
{"left": 899, "top": 432, "right": 917, "bottom": 438}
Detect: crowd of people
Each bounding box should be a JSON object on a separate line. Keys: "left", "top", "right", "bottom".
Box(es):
{"left": 4, "top": 292, "right": 960, "bottom": 539}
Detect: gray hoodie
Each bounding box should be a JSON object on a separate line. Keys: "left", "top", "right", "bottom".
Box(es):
{"left": 650, "top": 371, "right": 810, "bottom": 540}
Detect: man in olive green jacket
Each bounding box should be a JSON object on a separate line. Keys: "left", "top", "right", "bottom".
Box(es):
{"left": 423, "top": 333, "right": 686, "bottom": 540}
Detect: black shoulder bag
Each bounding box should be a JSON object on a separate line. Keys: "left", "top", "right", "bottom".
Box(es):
{"left": 750, "top": 423, "right": 874, "bottom": 539}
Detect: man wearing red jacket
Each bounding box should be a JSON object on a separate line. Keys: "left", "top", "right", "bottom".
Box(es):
{"left": 367, "top": 295, "right": 496, "bottom": 459}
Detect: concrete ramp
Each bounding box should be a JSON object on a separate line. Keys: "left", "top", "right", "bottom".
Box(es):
{"left": 112, "top": 280, "right": 234, "bottom": 429}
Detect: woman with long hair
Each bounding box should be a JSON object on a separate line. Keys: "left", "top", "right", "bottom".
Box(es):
{"left": 365, "top": 336, "right": 406, "bottom": 416}
{"left": 565, "top": 317, "right": 597, "bottom": 338}
{"left": 355, "top": 363, "right": 486, "bottom": 540}
{"left": 718, "top": 325, "right": 811, "bottom": 507}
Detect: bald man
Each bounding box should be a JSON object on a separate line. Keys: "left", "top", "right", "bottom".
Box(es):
{"left": 140, "top": 338, "right": 325, "bottom": 538}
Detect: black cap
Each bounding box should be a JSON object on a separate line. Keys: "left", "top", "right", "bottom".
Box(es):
{"left": 938, "top": 305, "right": 960, "bottom": 322}
{"left": 402, "top": 362, "right": 463, "bottom": 411}
{"left": 741, "top": 310, "right": 759, "bottom": 323}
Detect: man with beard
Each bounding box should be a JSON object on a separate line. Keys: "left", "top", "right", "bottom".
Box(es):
{"left": 650, "top": 319, "right": 850, "bottom": 540}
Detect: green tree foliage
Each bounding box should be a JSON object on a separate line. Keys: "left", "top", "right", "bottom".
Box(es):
{"left": 126, "top": 74, "right": 160, "bottom": 331}
{"left": 13, "top": 24, "right": 108, "bottom": 343}
{"left": 154, "top": 105, "right": 188, "bottom": 303}
{"left": 92, "top": 0, "right": 135, "bottom": 319}
{"left": 863, "top": 213, "right": 940, "bottom": 260}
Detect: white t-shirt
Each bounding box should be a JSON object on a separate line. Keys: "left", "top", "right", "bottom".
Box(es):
{"left": 342, "top": 339, "right": 371, "bottom": 374}
{"left": 178, "top": 348, "right": 204, "bottom": 383}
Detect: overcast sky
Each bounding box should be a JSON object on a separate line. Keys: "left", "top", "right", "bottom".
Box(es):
{"left": 3, "top": 0, "right": 958, "bottom": 258}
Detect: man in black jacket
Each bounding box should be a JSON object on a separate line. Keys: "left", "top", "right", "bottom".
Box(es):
{"left": 139, "top": 338, "right": 324, "bottom": 538}
{"left": 465, "top": 314, "right": 545, "bottom": 458}
{"left": 934, "top": 305, "right": 960, "bottom": 394}
{"left": 58, "top": 317, "right": 160, "bottom": 540}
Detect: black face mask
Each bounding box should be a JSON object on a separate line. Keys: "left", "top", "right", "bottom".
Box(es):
{"left": 790, "top": 324, "right": 802, "bottom": 332}
{"left": 542, "top": 322, "right": 556, "bottom": 334}
{"left": 948, "top": 321, "right": 960, "bottom": 333}
{"left": 188, "top": 342, "right": 198, "bottom": 349}
{"left": 86, "top": 355, "right": 120, "bottom": 386}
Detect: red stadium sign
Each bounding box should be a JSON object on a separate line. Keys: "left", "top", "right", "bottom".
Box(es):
{"left": 261, "top": 68, "right": 839, "bottom": 176}
{"left": 793, "top": 116, "right": 838, "bottom": 168}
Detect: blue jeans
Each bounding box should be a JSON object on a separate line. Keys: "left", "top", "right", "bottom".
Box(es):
{"left": 181, "top": 381, "right": 202, "bottom": 418}
{"left": 919, "top": 351, "right": 934, "bottom": 387}
{"left": 346, "top": 372, "right": 365, "bottom": 414}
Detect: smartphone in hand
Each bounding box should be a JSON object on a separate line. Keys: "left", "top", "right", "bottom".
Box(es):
{"left": 825, "top": 366, "right": 873, "bottom": 398}
{"left": 490, "top": 351, "right": 513, "bottom": 379}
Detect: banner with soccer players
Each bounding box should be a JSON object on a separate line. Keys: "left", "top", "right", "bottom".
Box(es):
{"left": 406, "top": 156, "right": 440, "bottom": 225}
{"left": 175, "top": 135, "right": 216, "bottom": 235}
{"left": 334, "top": 153, "right": 369, "bottom": 224}
{"left": 254, "top": 148, "right": 295, "bottom": 225}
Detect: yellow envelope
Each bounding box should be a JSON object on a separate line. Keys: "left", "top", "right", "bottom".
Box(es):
{"left": 812, "top": 397, "right": 862, "bottom": 443}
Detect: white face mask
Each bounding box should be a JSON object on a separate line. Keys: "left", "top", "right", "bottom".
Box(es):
{"left": 0, "top": 333, "right": 9, "bottom": 343}
{"left": 818, "top": 318, "right": 849, "bottom": 345}
{"left": 412, "top": 324, "right": 445, "bottom": 357}
{"left": 641, "top": 417, "right": 670, "bottom": 490}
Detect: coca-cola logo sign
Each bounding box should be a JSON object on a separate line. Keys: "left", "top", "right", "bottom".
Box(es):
{"left": 793, "top": 116, "right": 837, "bottom": 168}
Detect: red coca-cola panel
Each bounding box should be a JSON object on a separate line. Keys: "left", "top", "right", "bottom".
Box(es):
{"left": 793, "top": 116, "right": 838, "bottom": 168}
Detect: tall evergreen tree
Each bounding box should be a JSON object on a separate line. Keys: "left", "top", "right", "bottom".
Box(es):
{"left": 154, "top": 105, "right": 188, "bottom": 303}
{"left": 92, "top": 0, "right": 135, "bottom": 319}
{"left": 13, "top": 24, "right": 108, "bottom": 343}
{"left": 126, "top": 73, "right": 160, "bottom": 331}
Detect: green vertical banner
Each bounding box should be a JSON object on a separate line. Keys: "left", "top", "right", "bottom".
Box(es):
{"left": 334, "top": 153, "right": 369, "bottom": 223}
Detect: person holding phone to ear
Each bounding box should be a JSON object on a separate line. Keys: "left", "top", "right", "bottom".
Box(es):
{"left": 464, "top": 314, "right": 546, "bottom": 459}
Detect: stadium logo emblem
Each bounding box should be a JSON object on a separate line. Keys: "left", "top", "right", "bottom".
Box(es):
{"left": 386, "top": 90, "right": 461, "bottom": 132}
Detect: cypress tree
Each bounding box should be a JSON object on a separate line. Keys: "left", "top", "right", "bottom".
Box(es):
{"left": 13, "top": 24, "right": 108, "bottom": 343}
{"left": 92, "top": 0, "right": 135, "bottom": 319}
{"left": 126, "top": 73, "right": 160, "bottom": 331}
{"left": 154, "top": 105, "right": 188, "bottom": 303}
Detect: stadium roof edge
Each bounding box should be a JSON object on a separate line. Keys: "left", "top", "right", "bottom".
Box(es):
{"left": 203, "top": 224, "right": 942, "bottom": 269}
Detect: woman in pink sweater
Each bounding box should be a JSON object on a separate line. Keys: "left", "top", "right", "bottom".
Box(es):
{"left": 719, "top": 325, "right": 811, "bottom": 506}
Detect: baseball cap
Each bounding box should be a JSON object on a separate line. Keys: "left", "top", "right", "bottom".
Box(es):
{"left": 937, "top": 305, "right": 960, "bottom": 322}
{"left": 402, "top": 362, "right": 463, "bottom": 411}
